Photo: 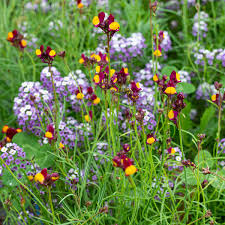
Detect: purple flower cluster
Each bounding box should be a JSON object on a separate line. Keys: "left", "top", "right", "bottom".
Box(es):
{"left": 95, "top": 33, "right": 146, "bottom": 63}
{"left": 177, "top": 70, "right": 192, "bottom": 83}
{"left": 110, "top": 33, "right": 146, "bottom": 62}
{"left": 196, "top": 82, "right": 216, "bottom": 100}
{"left": 13, "top": 81, "right": 54, "bottom": 135}
{"left": 25, "top": 0, "right": 57, "bottom": 12}
{"left": 40, "top": 67, "right": 89, "bottom": 112}
{"left": 0, "top": 143, "right": 32, "bottom": 181}
{"left": 133, "top": 60, "right": 162, "bottom": 86}
{"left": 216, "top": 49, "right": 225, "bottom": 67}
{"left": 193, "top": 47, "right": 225, "bottom": 67}
{"left": 192, "top": 11, "right": 209, "bottom": 39}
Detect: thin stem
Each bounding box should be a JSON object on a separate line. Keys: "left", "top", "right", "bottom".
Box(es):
{"left": 48, "top": 186, "right": 56, "bottom": 224}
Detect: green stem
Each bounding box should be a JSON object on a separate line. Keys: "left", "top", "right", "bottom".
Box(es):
{"left": 48, "top": 186, "right": 56, "bottom": 224}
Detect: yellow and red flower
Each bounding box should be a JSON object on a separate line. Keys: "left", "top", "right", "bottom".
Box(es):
{"left": 146, "top": 134, "right": 156, "bottom": 145}
{"left": 91, "top": 94, "right": 100, "bottom": 105}
{"left": 36, "top": 45, "right": 56, "bottom": 64}
{"left": 7, "top": 30, "right": 27, "bottom": 51}
{"left": 112, "top": 153, "right": 137, "bottom": 176}
{"left": 45, "top": 124, "right": 54, "bottom": 140}
{"left": 33, "top": 168, "right": 59, "bottom": 186}
{"left": 85, "top": 111, "right": 93, "bottom": 122}
{"left": 77, "top": 0, "right": 83, "bottom": 8}
{"left": 167, "top": 147, "right": 176, "bottom": 155}
{"left": 92, "top": 12, "right": 120, "bottom": 38}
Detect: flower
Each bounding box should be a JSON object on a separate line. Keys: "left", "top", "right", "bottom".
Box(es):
{"left": 92, "top": 12, "right": 120, "bottom": 39}
{"left": 112, "top": 152, "right": 137, "bottom": 176}
{"left": 167, "top": 147, "right": 176, "bottom": 154}
{"left": 164, "top": 85, "right": 177, "bottom": 95}
{"left": 109, "top": 22, "right": 120, "bottom": 31}
{"left": 168, "top": 110, "right": 178, "bottom": 124}
{"left": 85, "top": 111, "right": 93, "bottom": 122}
{"left": 33, "top": 168, "right": 59, "bottom": 186}
{"left": 77, "top": 0, "right": 83, "bottom": 8}
{"left": 154, "top": 49, "right": 162, "bottom": 57}
{"left": 123, "top": 144, "right": 130, "bottom": 153}
{"left": 146, "top": 134, "right": 156, "bottom": 145}
{"left": 36, "top": 45, "right": 56, "bottom": 64}
{"left": 91, "top": 94, "right": 101, "bottom": 105}
{"left": 2, "top": 125, "right": 9, "bottom": 134}
{"left": 45, "top": 124, "right": 54, "bottom": 140}
{"left": 7, "top": 30, "right": 27, "bottom": 51}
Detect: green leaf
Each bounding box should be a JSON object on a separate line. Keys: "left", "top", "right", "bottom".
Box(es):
{"left": 199, "top": 106, "right": 216, "bottom": 133}
{"left": 180, "top": 168, "right": 206, "bottom": 186}
{"left": 176, "top": 82, "right": 196, "bottom": 94}
{"left": 209, "top": 170, "right": 225, "bottom": 190}
{"left": 13, "top": 132, "right": 55, "bottom": 167}
{"left": 161, "top": 66, "right": 177, "bottom": 76}
{"left": 194, "top": 150, "right": 214, "bottom": 169}
{"left": 2, "top": 170, "right": 19, "bottom": 187}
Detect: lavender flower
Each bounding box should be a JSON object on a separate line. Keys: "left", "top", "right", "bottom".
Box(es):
{"left": 196, "top": 82, "right": 217, "bottom": 100}
{"left": 0, "top": 143, "right": 32, "bottom": 182}
{"left": 192, "top": 12, "right": 209, "bottom": 39}
{"left": 13, "top": 81, "right": 54, "bottom": 135}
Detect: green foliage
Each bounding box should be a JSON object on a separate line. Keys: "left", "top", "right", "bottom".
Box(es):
{"left": 161, "top": 66, "right": 177, "bottom": 76}
{"left": 209, "top": 170, "right": 225, "bottom": 190}
{"left": 199, "top": 106, "right": 217, "bottom": 135}
{"left": 13, "top": 132, "right": 55, "bottom": 168}
{"left": 194, "top": 150, "right": 214, "bottom": 169}
{"left": 176, "top": 82, "right": 196, "bottom": 94}
{"left": 180, "top": 168, "right": 206, "bottom": 186}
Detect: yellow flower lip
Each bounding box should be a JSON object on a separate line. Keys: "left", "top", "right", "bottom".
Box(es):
{"left": 147, "top": 137, "right": 155, "bottom": 145}
{"left": 110, "top": 69, "right": 115, "bottom": 77}
{"left": 79, "top": 58, "right": 84, "bottom": 64}
{"left": 125, "top": 165, "right": 137, "bottom": 176}
{"left": 49, "top": 50, "right": 56, "bottom": 57}
{"left": 34, "top": 173, "right": 45, "bottom": 184}
{"left": 93, "top": 97, "right": 100, "bottom": 105}
{"left": 93, "top": 16, "right": 100, "bottom": 26}
{"left": 36, "top": 49, "right": 42, "bottom": 56}
{"left": 77, "top": 3, "right": 83, "bottom": 8}
{"left": 109, "top": 22, "right": 120, "bottom": 31}
{"left": 45, "top": 131, "right": 53, "bottom": 139}
{"left": 176, "top": 73, "right": 181, "bottom": 81}
{"left": 76, "top": 93, "right": 84, "bottom": 100}
{"left": 96, "top": 66, "right": 101, "bottom": 73}
{"left": 153, "top": 74, "right": 159, "bottom": 82}
{"left": 168, "top": 110, "right": 175, "bottom": 119}
{"left": 2, "top": 125, "right": 9, "bottom": 133}
{"left": 136, "top": 82, "right": 140, "bottom": 89}
{"left": 7, "top": 32, "right": 13, "bottom": 40}
{"left": 93, "top": 75, "right": 100, "bottom": 84}
{"left": 170, "top": 148, "right": 176, "bottom": 154}
{"left": 85, "top": 114, "right": 91, "bottom": 122}
{"left": 211, "top": 94, "right": 216, "bottom": 102}
{"left": 21, "top": 39, "right": 27, "bottom": 47}
{"left": 164, "top": 87, "right": 176, "bottom": 95}
{"left": 59, "top": 142, "right": 64, "bottom": 149}
{"left": 154, "top": 49, "right": 162, "bottom": 57}
{"left": 51, "top": 176, "right": 59, "bottom": 181}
